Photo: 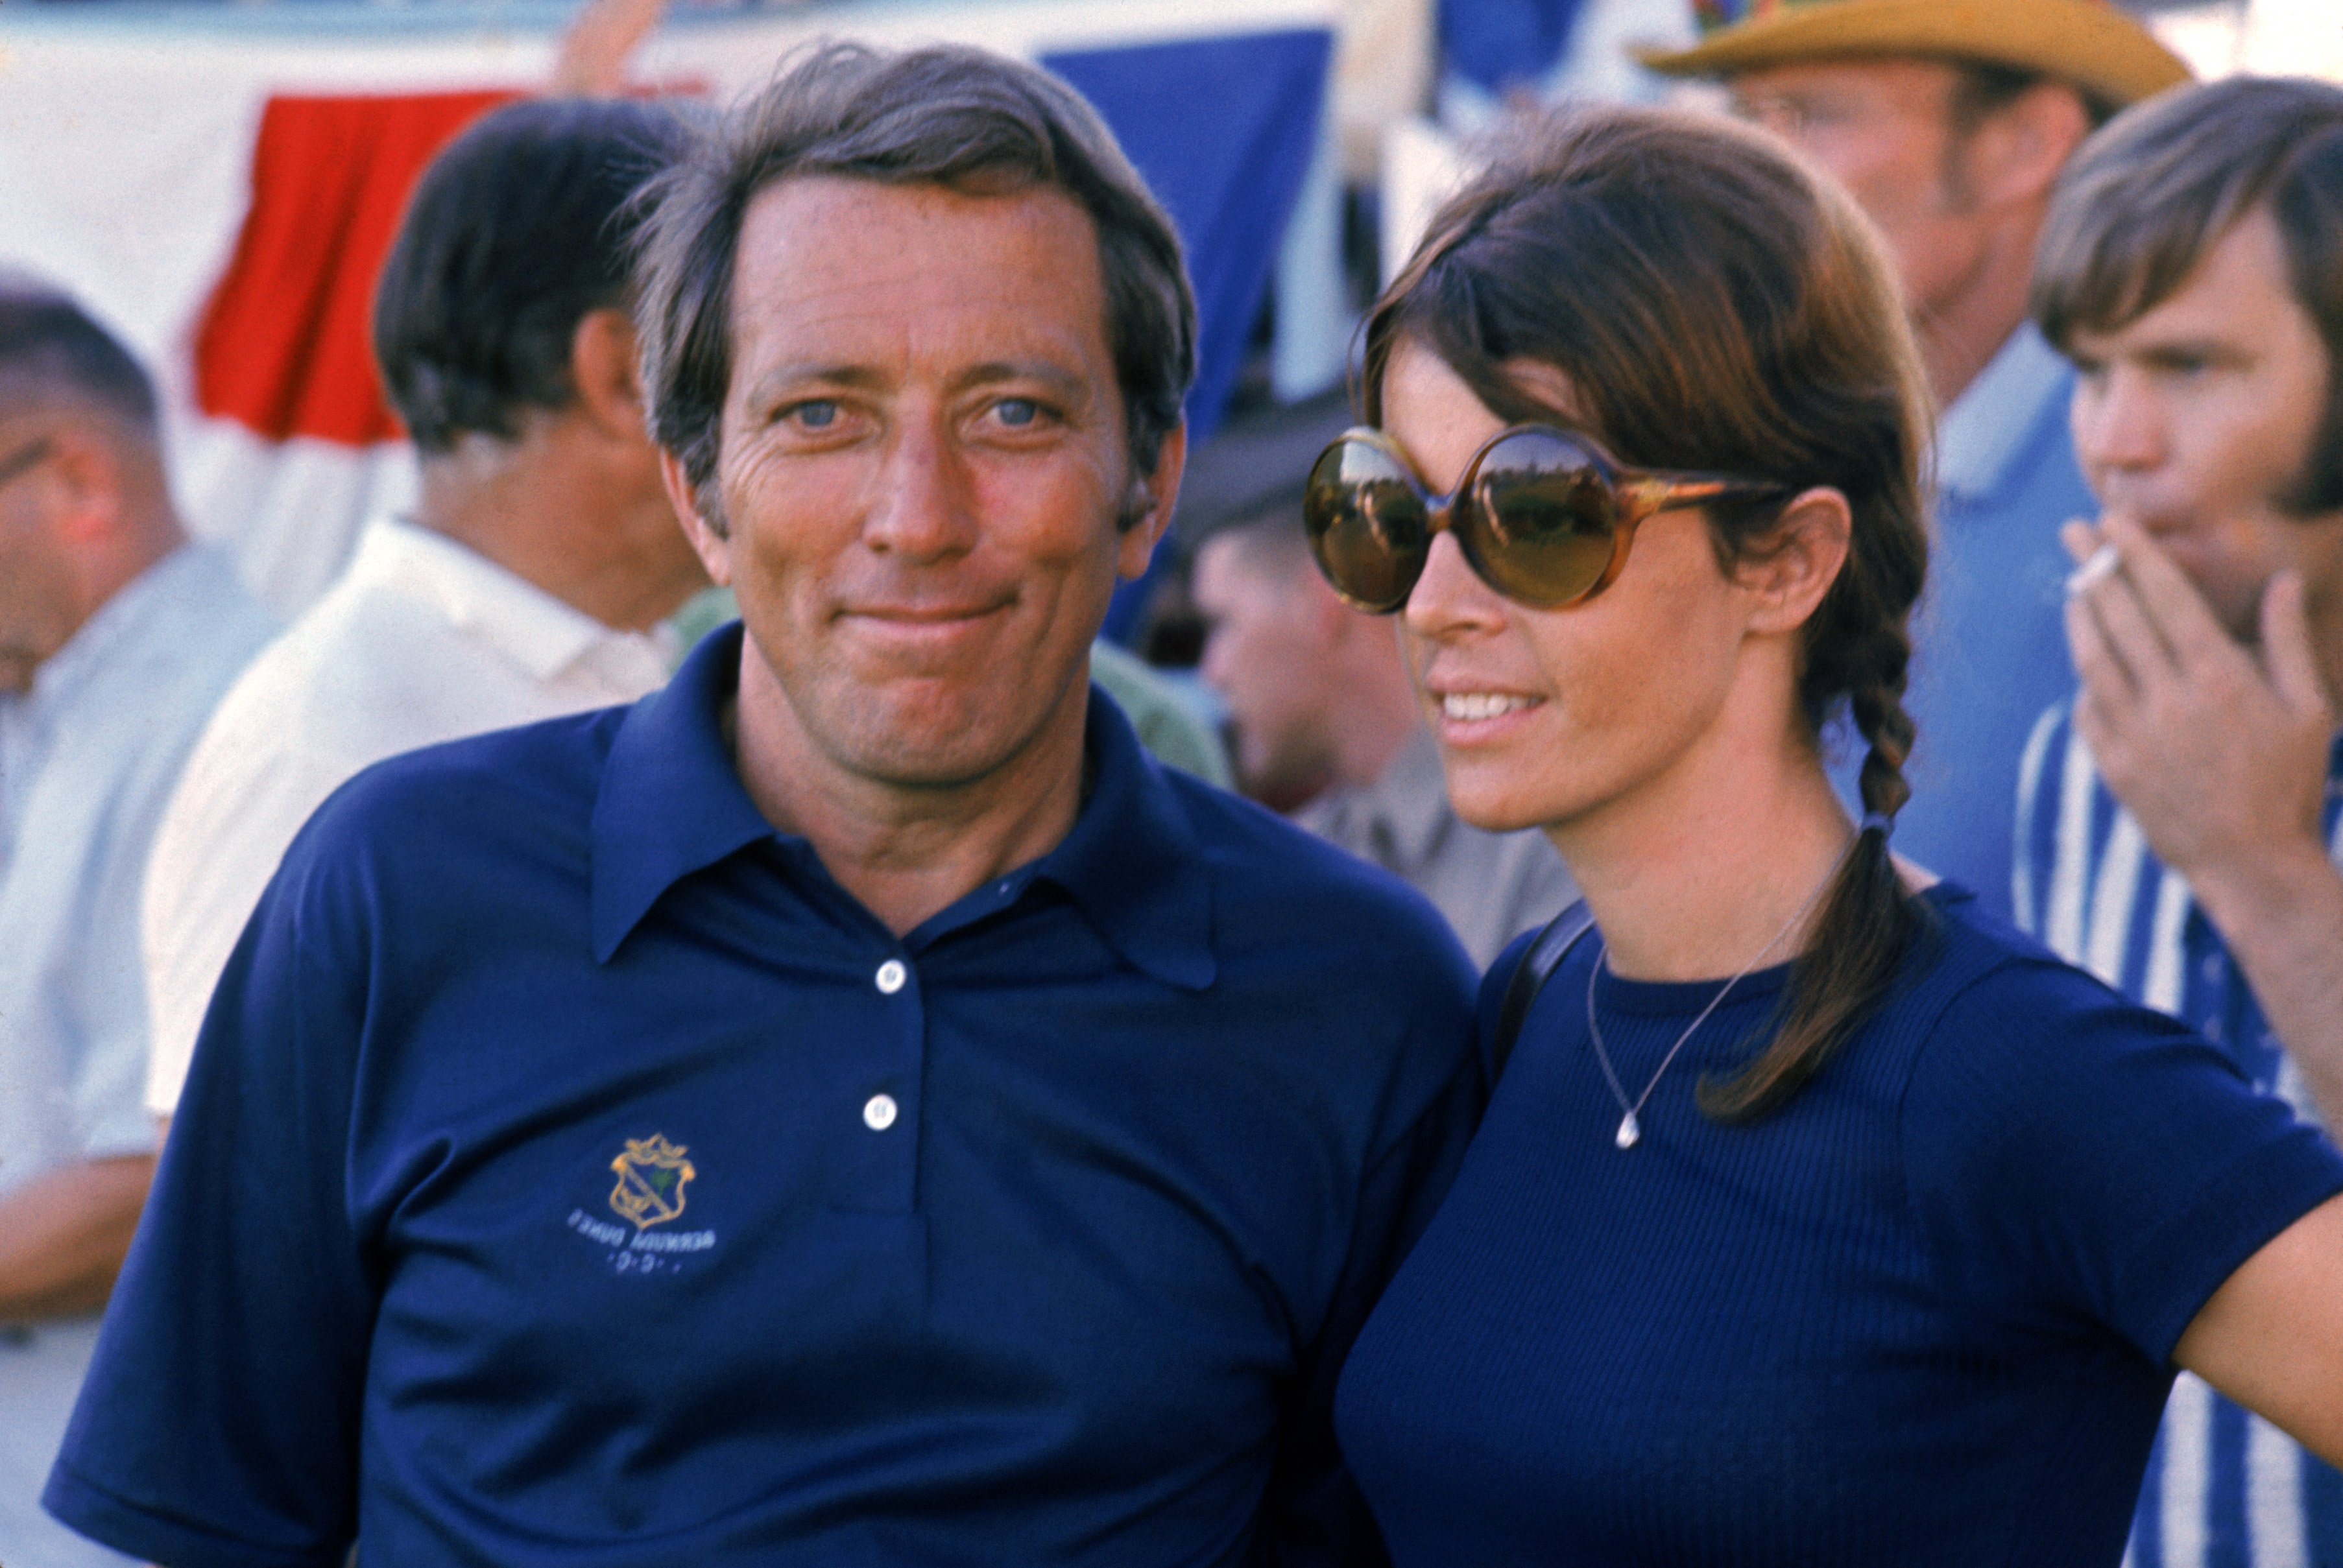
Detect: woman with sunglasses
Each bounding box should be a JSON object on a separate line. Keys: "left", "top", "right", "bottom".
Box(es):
{"left": 1323, "top": 106, "right": 2343, "bottom": 1566}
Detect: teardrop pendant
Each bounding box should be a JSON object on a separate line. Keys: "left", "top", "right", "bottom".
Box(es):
{"left": 1615, "top": 1111, "right": 1640, "bottom": 1150}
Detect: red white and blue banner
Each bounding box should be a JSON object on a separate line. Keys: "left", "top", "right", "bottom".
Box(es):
{"left": 0, "top": 0, "right": 1335, "bottom": 617}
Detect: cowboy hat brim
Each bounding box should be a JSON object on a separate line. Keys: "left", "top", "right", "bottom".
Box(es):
{"left": 1635, "top": 0, "right": 2192, "bottom": 108}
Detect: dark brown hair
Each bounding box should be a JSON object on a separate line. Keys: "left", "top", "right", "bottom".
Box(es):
{"left": 1364, "top": 105, "right": 1933, "bottom": 1121}
{"left": 375, "top": 97, "right": 686, "bottom": 455}
{"left": 631, "top": 40, "right": 1197, "bottom": 532}
{"left": 2033, "top": 75, "right": 2343, "bottom": 514}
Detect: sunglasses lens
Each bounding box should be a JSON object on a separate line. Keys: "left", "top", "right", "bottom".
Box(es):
{"left": 1304, "top": 439, "right": 1430, "bottom": 612}
{"left": 1467, "top": 430, "right": 1621, "bottom": 608}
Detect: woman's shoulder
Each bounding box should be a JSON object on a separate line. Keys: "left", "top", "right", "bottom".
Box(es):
{"left": 1890, "top": 880, "right": 2136, "bottom": 1040}
{"left": 1885, "top": 885, "right": 2340, "bottom": 1360}
{"left": 1888, "top": 879, "right": 2268, "bottom": 1185}
{"left": 1838, "top": 879, "right": 2233, "bottom": 1151}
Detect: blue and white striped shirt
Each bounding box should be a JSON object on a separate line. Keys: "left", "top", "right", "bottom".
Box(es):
{"left": 2017, "top": 701, "right": 2343, "bottom": 1568}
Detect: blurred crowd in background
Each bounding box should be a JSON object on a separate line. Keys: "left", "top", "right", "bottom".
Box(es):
{"left": 6, "top": 0, "right": 2343, "bottom": 1565}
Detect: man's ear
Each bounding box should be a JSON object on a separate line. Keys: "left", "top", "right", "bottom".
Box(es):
{"left": 43, "top": 423, "right": 123, "bottom": 545}
{"left": 1116, "top": 421, "right": 1187, "bottom": 581}
{"left": 569, "top": 307, "right": 649, "bottom": 445}
{"left": 1737, "top": 486, "right": 1853, "bottom": 636}
{"left": 659, "top": 447, "right": 732, "bottom": 587}
{"left": 1958, "top": 80, "right": 2093, "bottom": 211}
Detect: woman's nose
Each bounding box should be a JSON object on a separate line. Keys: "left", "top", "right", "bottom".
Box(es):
{"left": 1403, "top": 530, "right": 1506, "bottom": 641}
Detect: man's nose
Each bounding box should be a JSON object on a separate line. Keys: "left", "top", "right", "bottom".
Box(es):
{"left": 2072, "top": 366, "right": 2167, "bottom": 478}
{"left": 864, "top": 416, "right": 980, "bottom": 562}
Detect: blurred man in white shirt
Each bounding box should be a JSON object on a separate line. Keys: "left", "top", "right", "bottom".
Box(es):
{"left": 142, "top": 97, "right": 708, "bottom": 1120}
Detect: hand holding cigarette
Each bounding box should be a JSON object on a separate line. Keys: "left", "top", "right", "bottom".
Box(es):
{"left": 2056, "top": 510, "right": 2333, "bottom": 899}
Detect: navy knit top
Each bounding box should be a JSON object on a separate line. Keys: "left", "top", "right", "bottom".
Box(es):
{"left": 1334, "top": 885, "right": 2343, "bottom": 1567}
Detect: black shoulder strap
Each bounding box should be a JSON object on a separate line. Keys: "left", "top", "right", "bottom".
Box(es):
{"left": 1489, "top": 899, "right": 1596, "bottom": 1086}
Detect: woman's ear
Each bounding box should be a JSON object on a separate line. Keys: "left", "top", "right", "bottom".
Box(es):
{"left": 1735, "top": 486, "right": 1852, "bottom": 636}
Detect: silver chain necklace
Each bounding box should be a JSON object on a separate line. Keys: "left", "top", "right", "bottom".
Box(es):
{"left": 1584, "top": 837, "right": 1856, "bottom": 1150}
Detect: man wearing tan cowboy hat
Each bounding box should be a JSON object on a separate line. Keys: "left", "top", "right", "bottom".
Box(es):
{"left": 1639, "top": 0, "right": 2190, "bottom": 929}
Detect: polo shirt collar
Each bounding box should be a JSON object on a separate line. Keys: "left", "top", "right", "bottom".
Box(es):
{"left": 1026, "top": 686, "right": 1218, "bottom": 992}
{"left": 590, "top": 624, "right": 775, "bottom": 962}
{"left": 591, "top": 623, "right": 1218, "bottom": 992}
{"left": 1935, "top": 323, "right": 2073, "bottom": 505}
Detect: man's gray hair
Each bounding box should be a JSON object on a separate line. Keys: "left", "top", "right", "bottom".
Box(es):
{"left": 631, "top": 40, "right": 1198, "bottom": 530}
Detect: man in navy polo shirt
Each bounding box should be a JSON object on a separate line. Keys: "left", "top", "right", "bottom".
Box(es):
{"left": 45, "top": 42, "right": 1480, "bottom": 1568}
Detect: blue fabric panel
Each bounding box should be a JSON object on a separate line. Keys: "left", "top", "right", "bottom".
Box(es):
{"left": 1042, "top": 29, "right": 1334, "bottom": 643}
{"left": 1437, "top": 0, "right": 1587, "bottom": 92}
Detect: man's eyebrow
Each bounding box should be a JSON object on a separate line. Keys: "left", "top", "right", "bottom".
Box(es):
{"left": 953, "top": 361, "right": 1092, "bottom": 403}
{"left": 741, "top": 363, "right": 889, "bottom": 405}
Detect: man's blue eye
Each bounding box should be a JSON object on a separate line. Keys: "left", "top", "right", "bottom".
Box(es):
{"left": 994, "top": 399, "right": 1039, "bottom": 427}
{"left": 794, "top": 401, "right": 838, "bottom": 429}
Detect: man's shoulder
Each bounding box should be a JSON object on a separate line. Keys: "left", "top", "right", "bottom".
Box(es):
{"left": 327, "top": 704, "right": 626, "bottom": 822}
{"left": 1162, "top": 769, "right": 1477, "bottom": 986}
{"left": 69, "top": 545, "right": 275, "bottom": 748}
{"left": 11, "top": 549, "right": 274, "bottom": 854}
{"left": 193, "top": 559, "right": 518, "bottom": 772}
{"left": 283, "top": 706, "right": 630, "bottom": 896}
{"left": 1150, "top": 770, "right": 1482, "bottom": 1142}
{"left": 2015, "top": 696, "right": 2081, "bottom": 823}
{"left": 2012, "top": 696, "right": 2128, "bottom": 930}
{"left": 150, "top": 541, "right": 280, "bottom": 672}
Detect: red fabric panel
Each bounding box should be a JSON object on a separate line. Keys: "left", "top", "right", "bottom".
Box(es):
{"left": 193, "top": 89, "right": 519, "bottom": 445}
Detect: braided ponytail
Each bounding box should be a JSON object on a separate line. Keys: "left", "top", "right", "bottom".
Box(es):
{"left": 1696, "top": 568, "right": 1930, "bottom": 1123}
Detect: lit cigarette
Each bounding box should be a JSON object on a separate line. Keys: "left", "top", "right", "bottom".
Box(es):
{"left": 2066, "top": 541, "right": 2120, "bottom": 597}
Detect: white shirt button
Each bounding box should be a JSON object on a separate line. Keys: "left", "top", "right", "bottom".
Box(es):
{"left": 863, "top": 1093, "right": 899, "bottom": 1132}
{"left": 874, "top": 958, "right": 907, "bottom": 995}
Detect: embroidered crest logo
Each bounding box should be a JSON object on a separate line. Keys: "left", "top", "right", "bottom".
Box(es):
{"left": 608, "top": 1133, "right": 696, "bottom": 1231}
